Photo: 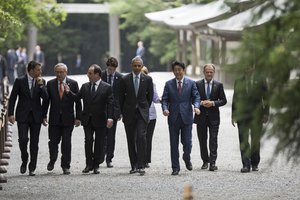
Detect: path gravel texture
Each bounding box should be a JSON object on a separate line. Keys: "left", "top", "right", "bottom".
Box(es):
{"left": 0, "top": 72, "right": 299, "bottom": 200}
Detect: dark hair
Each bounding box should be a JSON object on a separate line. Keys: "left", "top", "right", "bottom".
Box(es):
{"left": 171, "top": 60, "right": 185, "bottom": 70}
{"left": 90, "top": 64, "right": 102, "bottom": 76}
{"left": 27, "top": 60, "right": 41, "bottom": 72}
{"left": 106, "top": 57, "right": 118, "bottom": 68}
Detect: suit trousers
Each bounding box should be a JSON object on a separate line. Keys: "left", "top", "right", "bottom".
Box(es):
{"left": 124, "top": 109, "right": 147, "bottom": 169}
{"left": 146, "top": 119, "right": 156, "bottom": 163}
{"left": 48, "top": 116, "right": 74, "bottom": 169}
{"left": 237, "top": 120, "right": 262, "bottom": 167}
{"left": 169, "top": 114, "right": 192, "bottom": 171}
{"left": 17, "top": 112, "right": 42, "bottom": 172}
{"left": 83, "top": 117, "right": 106, "bottom": 168}
{"left": 101, "top": 119, "right": 118, "bottom": 163}
{"left": 196, "top": 115, "right": 219, "bottom": 164}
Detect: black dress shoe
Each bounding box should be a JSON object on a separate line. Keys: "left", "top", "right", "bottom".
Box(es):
{"left": 201, "top": 162, "right": 208, "bottom": 169}
{"left": 29, "top": 171, "right": 35, "bottom": 176}
{"left": 20, "top": 163, "right": 27, "bottom": 174}
{"left": 171, "top": 170, "right": 179, "bottom": 175}
{"left": 184, "top": 161, "right": 193, "bottom": 171}
{"left": 252, "top": 165, "right": 259, "bottom": 171}
{"left": 47, "top": 162, "right": 54, "bottom": 171}
{"left": 63, "top": 168, "right": 70, "bottom": 175}
{"left": 106, "top": 162, "right": 113, "bottom": 168}
{"left": 241, "top": 166, "right": 250, "bottom": 173}
{"left": 93, "top": 167, "right": 100, "bottom": 174}
{"left": 209, "top": 164, "right": 218, "bottom": 171}
{"left": 145, "top": 163, "right": 150, "bottom": 168}
{"left": 82, "top": 166, "right": 93, "bottom": 173}
{"left": 129, "top": 168, "right": 137, "bottom": 174}
{"left": 137, "top": 168, "right": 145, "bottom": 176}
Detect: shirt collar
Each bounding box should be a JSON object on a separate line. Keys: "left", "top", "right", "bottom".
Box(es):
{"left": 176, "top": 77, "right": 184, "bottom": 83}
{"left": 132, "top": 72, "right": 141, "bottom": 78}
{"left": 205, "top": 79, "right": 213, "bottom": 84}
{"left": 94, "top": 79, "right": 101, "bottom": 85}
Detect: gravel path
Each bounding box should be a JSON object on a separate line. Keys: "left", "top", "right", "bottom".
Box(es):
{"left": 1, "top": 72, "right": 299, "bottom": 200}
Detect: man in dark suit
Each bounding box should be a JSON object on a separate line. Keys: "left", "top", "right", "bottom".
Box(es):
{"left": 43, "top": 63, "right": 82, "bottom": 175}
{"left": 232, "top": 65, "right": 269, "bottom": 173}
{"left": 8, "top": 60, "right": 48, "bottom": 176}
{"left": 77, "top": 64, "right": 113, "bottom": 174}
{"left": 119, "top": 56, "right": 153, "bottom": 175}
{"left": 194, "top": 64, "right": 227, "bottom": 171}
{"left": 100, "top": 57, "right": 123, "bottom": 168}
{"left": 162, "top": 60, "right": 200, "bottom": 176}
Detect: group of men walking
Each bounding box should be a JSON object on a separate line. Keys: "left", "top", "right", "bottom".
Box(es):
{"left": 8, "top": 56, "right": 269, "bottom": 176}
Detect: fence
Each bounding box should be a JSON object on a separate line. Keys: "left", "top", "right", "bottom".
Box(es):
{"left": 0, "top": 78, "right": 11, "bottom": 190}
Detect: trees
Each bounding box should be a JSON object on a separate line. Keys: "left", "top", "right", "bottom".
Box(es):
{"left": 0, "top": 0, "right": 65, "bottom": 50}
{"left": 232, "top": 0, "right": 300, "bottom": 162}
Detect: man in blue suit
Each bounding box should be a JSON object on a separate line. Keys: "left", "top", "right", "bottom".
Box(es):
{"left": 162, "top": 60, "right": 200, "bottom": 175}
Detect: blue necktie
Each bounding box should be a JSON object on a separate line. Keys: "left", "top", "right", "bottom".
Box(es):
{"left": 134, "top": 75, "right": 139, "bottom": 96}
{"left": 206, "top": 81, "right": 211, "bottom": 99}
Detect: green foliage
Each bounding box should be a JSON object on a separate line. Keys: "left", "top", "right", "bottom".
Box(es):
{"left": 233, "top": 0, "right": 300, "bottom": 162}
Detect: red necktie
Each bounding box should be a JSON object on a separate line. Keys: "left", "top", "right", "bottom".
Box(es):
{"left": 178, "top": 81, "right": 182, "bottom": 95}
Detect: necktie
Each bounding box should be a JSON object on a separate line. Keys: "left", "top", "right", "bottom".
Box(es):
{"left": 206, "top": 81, "right": 211, "bottom": 99}
{"left": 108, "top": 74, "right": 112, "bottom": 85}
{"left": 31, "top": 79, "right": 35, "bottom": 97}
{"left": 134, "top": 75, "right": 139, "bottom": 96}
{"left": 59, "top": 81, "right": 63, "bottom": 99}
{"left": 91, "top": 82, "right": 96, "bottom": 95}
{"left": 178, "top": 81, "right": 182, "bottom": 96}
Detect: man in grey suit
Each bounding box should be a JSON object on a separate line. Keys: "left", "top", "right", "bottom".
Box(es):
{"left": 119, "top": 56, "right": 153, "bottom": 175}
{"left": 162, "top": 60, "right": 200, "bottom": 176}
{"left": 77, "top": 64, "right": 113, "bottom": 174}
{"left": 194, "top": 64, "right": 227, "bottom": 171}
{"left": 44, "top": 63, "right": 82, "bottom": 175}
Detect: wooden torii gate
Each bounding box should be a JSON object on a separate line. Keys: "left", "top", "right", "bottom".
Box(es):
{"left": 27, "top": 3, "right": 121, "bottom": 70}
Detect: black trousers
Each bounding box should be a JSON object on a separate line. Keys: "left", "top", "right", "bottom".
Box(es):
{"left": 17, "top": 112, "right": 41, "bottom": 172}
{"left": 83, "top": 118, "right": 106, "bottom": 168}
{"left": 196, "top": 115, "right": 219, "bottom": 164}
{"left": 146, "top": 119, "right": 156, "bottom": 163}
{"left": 48, "top": 117, "right": 74, "bottom": 169}
{"left": 237, "top": 120, "right": 262, "bottom": 167}
{"left": 101, "top": 119, "right": 118, "bottom": 163}
{"left": 124, "top": 109, "right": 147, "bottom": 169}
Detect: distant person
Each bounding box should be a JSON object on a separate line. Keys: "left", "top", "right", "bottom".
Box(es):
{"left": 44, "top": 63, "right": 82, "bottom": 175}
{"left": 100, "top": 57, "right": 123, "bottom": 168}
{"left": 119, "top": 56, "right": 153, "bottom": 175}
{"left": 140, "top": 66, "right": 160, "bottom": 168}
{"left": 77, "top": 64, "right": 113, "bottom": 174}
{"left": 193, "top": 64, "right": 227, "bottom": 171}
{"left": 33, "top": 45, "right": 45, "bottom": 71}
{"left": 16, "top": 47, "right": 27, "bottom": 77}
{"left": 161, "top": 60, "right": 200, "bottom": 176}
{"left": 232, "top": 65, "right": 269, "bottom": 173}
{"left": 136, "top": 41, "right": 145, "bottom": 61}
{"left": 8, "top": 60, "right": 48, "bottom": 176}
{"left": 6, "top": 48, "right": 18, "bottom": 84}
{"left": 75, "top": 54, "right": 82, "bottom": 74}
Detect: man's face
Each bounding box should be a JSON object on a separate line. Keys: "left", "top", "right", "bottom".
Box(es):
{"left": 107, "top": 66, "right": 116, "bottom": 75}
{"left": 203, "top": 65, "right": 215, "bottom": 81}
{"left": 131, "top": 60, "right": 143, "bottom": 75}
{"left": 30, "top": 65, "right": 42, "bottom": 78}
{"left": 55, "top": 66, "right": 67, "bottom": 82}
{"left": 87, "top": 67, "right": 97, "bottom": 82}
{"left": 173, "top": 65, "right": 185, "bottom": 80}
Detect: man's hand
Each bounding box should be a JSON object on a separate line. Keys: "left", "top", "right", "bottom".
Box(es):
{"left": 8, "top": 115, "right": 15, "bottom": 124}
{"left": 36, "top": 77, "right": 44, "bottom": 86}
{"left": 107, "top": 119, "right": 113, "bottom": 128}
{"left": 194, "top": 108, "right": 200, "bottom": 115}
{"left": 64, "top": 83, "right": 70, "bottom": 93}
{"left": 163, "top": 109, "right": 170, "bottom": 116}
{"left": 42, "top": 118, "right": 48, "bottom": 126}
{"left": 202, "top": 100, "right": 214, "bottom": 108}
{"left": 74, "top": 119, "right": 81, "bottom": 127}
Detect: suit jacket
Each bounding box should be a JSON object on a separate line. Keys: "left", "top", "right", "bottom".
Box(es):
{"left": 101, "top": 70, "right": 123, "bottom": 120}
{"left": 78, "top": 80, "right": 113, "bottom": 128}
{"left": 119, "top": 73, "right": 153, "bottom": 124}
{"left": 232, "top": 73, "right": 269, "bottom": 122}
{"left": 8, "top": 74, "right": 48, "bottom": 123}
{"left": 162, "top": 77, "right": 200, "bottom": 125}
{"left": 44, "top": 77, "right": 82, "bottom": 126}
{"left": 194, "top": 79, "right": 227, "bottom": 125}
